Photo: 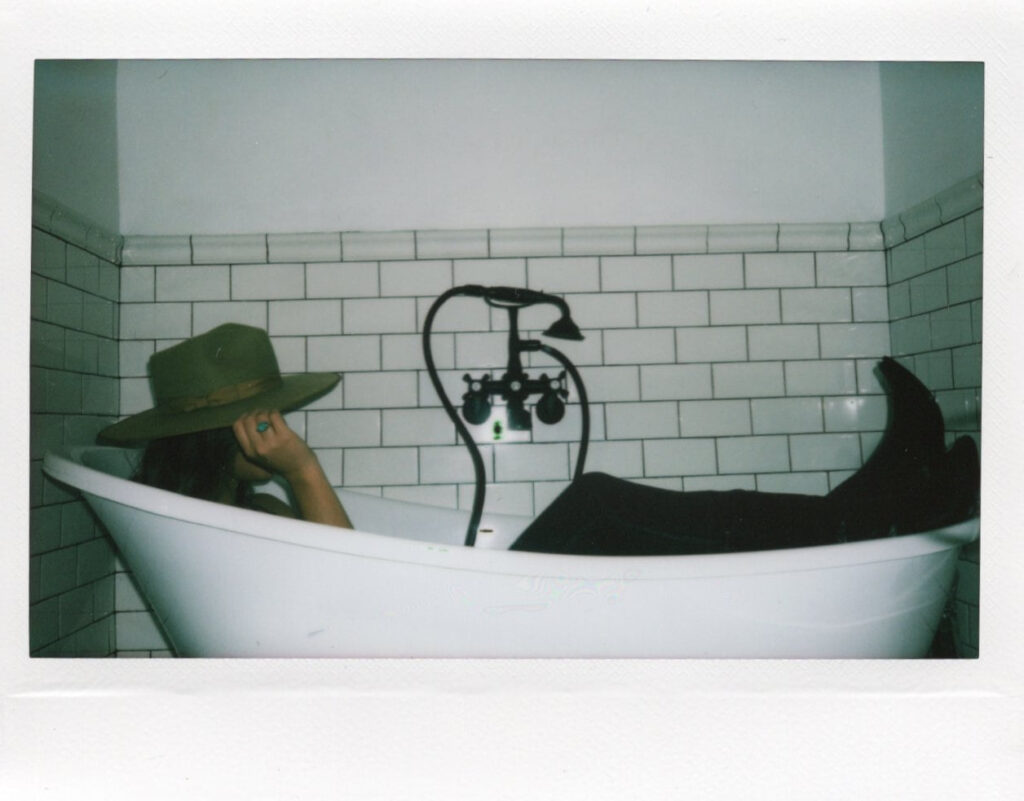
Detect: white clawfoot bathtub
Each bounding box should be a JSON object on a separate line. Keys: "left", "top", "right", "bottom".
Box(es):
{"left": 43, "top": 446, "right": 979, "bottom": 658}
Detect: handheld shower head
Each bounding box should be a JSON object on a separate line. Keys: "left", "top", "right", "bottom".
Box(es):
{"left": 479, "top": 286, "right": 584, "bottom": 341}
{"left": 543, "top": 314, "right": 584, "bottom": 341}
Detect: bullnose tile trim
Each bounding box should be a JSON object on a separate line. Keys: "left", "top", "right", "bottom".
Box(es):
{"left": 342, "top": 231, "right": 416, "bottom": 261}
{"left": 117, "top": 221, "right": 901, "bottom": 271}
{"left": 192, "top": 234, "right": 268, "bottom": 265}
{"left": 564, "top": 226, "right": 635, "bottom": 256}
{"left": 708, "top": 224, "right": 779, "bottom": 254}
{"left": 879, "top": 171, "right": 983, "bottom": 248}
{"left": 85, "top": 229, "right": 123, "bottom": 264}
{"left": 47, "top": 206, "right": 92, "bottom": 250}
{"left": 849, "top": 222, "right": 885, "bottom": 251}
{"left": 489, "top": 228, "right": 563, "bottom": 258}
{"left": 636, "top": 225, "right": 708, "bottom": 255}
{"left": 50, "top": 183, "right": 981, "bottom": 273}
{"left": 880, "top": 215, "right": 907, "bottom": 249}
{"left": 778, "top": 224, "right": 849, "bottom": 252}
{"left": 899, "top": 199, "right": 942, "bottom": 240}
{"left": 267, "top": 232, "right": 342, "bottom": 263}
{"left": 416, "top": 229, "right": 489, "bottom": 260}
{"left": 32, "top": 191, "right": 124, "bottom": 264}
{"left": 936, "top": 174, "right": 984, "bottom": 223}
{"left": 121, "top": 236, "right": 192, "bottom": 266}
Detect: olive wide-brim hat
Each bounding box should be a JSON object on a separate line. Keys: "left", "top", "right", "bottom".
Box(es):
{"left": 99, "top": 323, "right": 340, "bottom": 444}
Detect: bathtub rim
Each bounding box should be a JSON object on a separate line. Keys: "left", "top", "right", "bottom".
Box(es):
{"left": 44, "top": 446, "right": 980, "bottom": 583}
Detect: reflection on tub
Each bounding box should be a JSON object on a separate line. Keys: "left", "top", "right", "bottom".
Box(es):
{"left": 43, "top": 446, "right": 978, "bottom": 658}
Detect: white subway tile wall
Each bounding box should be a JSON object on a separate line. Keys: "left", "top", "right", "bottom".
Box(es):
{"left": 116, "top": 224, "right": 895, "bottom": 534}
{"left": 883, "top": 186, "right": 983, "bottom": 659}
{"left": 31, "top": 223, "right": 120, "bottom": 657}
{"left": 232, "top": 264, "right": 305, "bottom": 300}
{"left": 601, "top": 256, "right": 672, "bottom": 291}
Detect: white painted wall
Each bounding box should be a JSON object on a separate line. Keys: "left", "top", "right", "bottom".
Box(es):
{"left": 33, "top": 60, "right": 120, "bottom": 231}
{"left": 880, "top": 62, "right": 984, "bottom": 215}
{"left": 116, "top": 60, "right": 886, "bottom": 235}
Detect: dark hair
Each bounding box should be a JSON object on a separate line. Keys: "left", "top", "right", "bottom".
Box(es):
{"left": 134, "top": 426, "right": 253, "bottom": 506}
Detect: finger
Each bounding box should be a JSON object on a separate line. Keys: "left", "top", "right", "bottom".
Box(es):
{"left": 241, "top": 408, "right": 271, "bottom": 440}
{"left": 238, "top": 409, "right": 263, "bottom": 430}
{"left": 260, "top": 410, "right": 282, "bottom": 439}
{"left": 232, "top": 416, "right": 255, "bottom": 458}
{"left": 245, "top": 407, "right": 268, "bottom": 429}
{"left": 246, "top": 410, "right": 276, "bottom": 451}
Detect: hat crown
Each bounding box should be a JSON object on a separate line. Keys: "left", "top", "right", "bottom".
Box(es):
{"left": 150, "top": 324, "right": 281, "bottom": 406}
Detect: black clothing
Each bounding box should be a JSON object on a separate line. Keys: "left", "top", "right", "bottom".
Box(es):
{"left": 510, "top": 474, "right": 839, "bottom": 555}
{"left": 510, "top": 358, "right": 980, "bottom": 556}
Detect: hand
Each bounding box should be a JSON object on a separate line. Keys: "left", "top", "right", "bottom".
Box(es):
{"left": 232, "top": 409, "right": 318, "bottom": 482}
{"left": 232, "top": 409, "right": 352, "bottom": 528}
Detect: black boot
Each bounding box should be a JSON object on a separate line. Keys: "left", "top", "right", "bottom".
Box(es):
{"left": 828, "top": 357, "right": 968, "bottom": 539}
{"left": 898, "top": 435, "right": 981, "bottom": 533}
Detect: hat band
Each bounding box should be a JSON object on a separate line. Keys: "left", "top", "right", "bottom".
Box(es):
{"left": 161, "top": 375, "right": 283, "bottom": 413}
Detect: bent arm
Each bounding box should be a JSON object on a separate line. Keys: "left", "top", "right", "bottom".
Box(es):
{"left": 233, "top": 410, "right": 352, "bottom": 528}
{"left": 280, "top": 455, "right": 352, "bottom": 528}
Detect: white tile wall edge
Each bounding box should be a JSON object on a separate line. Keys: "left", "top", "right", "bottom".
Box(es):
{"left": 32, "top": 190, "right": 123, "bottom": 264}
{"left": 268, "top": 232, "right": 343, "bottom": 263}
{"left": 881, "top": 171, "right": 984, "bottom": 248}
{"left": 38, "top": 172, "right": 979, "bottom": 267}
{"left": 121, "top": 235, "right": 193, "bottom": 266}
{"left": 119, "top": 221, "right": 888, "bottom": 266}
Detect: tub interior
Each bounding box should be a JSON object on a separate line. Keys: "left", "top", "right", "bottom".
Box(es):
{"left": 61, "top": 446, "right": 979, "bottom": 575}
{"left": 78, "top": 447, "right": 532, "bottom": 550}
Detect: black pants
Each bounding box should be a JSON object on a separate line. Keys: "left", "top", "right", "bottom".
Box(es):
{"left": 509, "top": 358, "right": 980, "bottom": 557}
{"left": 509, "top": 473, "right": 843, "bottom": 555}
{"left": 509, "top": 455, "right": 976, "bottom": 556}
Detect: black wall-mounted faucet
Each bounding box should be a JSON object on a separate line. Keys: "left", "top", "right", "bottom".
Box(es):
{"left": 460, "top": 304, "right": 571, "bottom": 431}
{"left": 422, "top": 285, "right": 591, "bottom": 546}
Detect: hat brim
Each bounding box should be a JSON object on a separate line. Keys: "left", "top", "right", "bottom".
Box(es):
{"left": 98, "top": 372, "right": 340, "bottom": 444}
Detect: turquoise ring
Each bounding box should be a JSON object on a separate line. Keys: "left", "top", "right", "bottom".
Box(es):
{"left": 256, "top": 421, "right": 270, "bottom": 433}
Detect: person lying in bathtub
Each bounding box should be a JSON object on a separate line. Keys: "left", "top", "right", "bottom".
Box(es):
{"left": 101, "top": 323, "right": 979, "bottom": 555}
{"left": 98, "top": 323, "right": 352, "bottom": 528}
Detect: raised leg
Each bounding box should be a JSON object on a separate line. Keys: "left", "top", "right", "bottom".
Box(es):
{"left": 510, "top": 358, "right": 979, "bottom": 556}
